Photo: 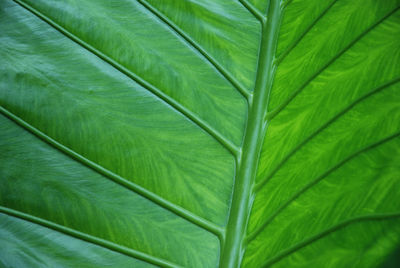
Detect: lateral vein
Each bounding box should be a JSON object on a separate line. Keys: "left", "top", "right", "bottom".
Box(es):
{"left": 266, "top": 6, "right": 400, "bottom": 121}
{"left": 138, "top": 0, "right": 251, "bottom": 100}
{"left": 13, "top": 0, "right": 239, "bottom": 157}
{"left": 239, "top": 0, "right": 266, "bottom": 24}
{"left": 247, "top": 131, "right": 400, "bottom": 243}
{"left": 0, "top": 206, "right": 181, "bottom": 268}
{"left": 275, "top": 0, "right": 338, "bottom": 65}
{"left": 261, "top": 212, "right": 400, "bottom": 267}
{"left": 0, "top": 106, "right": 224, "bottom": 238}
{"left": 255, "top": 77, "right": 400, "bottom": 192}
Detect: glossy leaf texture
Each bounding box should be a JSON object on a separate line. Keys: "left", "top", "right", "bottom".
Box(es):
{"left": 0, "top": 0, "right": 399, "bottom": 267}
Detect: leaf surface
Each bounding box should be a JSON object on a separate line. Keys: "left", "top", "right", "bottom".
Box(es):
{"left": 0, "top": 0, "right": 399, "bottom": 267}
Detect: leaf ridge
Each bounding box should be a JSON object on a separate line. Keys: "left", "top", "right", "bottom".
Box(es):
{"left": 255, "top": 77, "right": 400, "bottom": 192}
{"left": 261, "top": 212, "right": 400, "bottom": 267}
{"left": 0, "top": 106, "right": 223, "bottom": 239}
{"left": 247, "top": 131, "right": 400, "bottom": 242}
{"left": 0, "top": 206, "right": 181, "bottom": 268}
{"left": 138, "top": 0, "right": 251, "bottom": 100}
{"left": 13, "top": 0, "right": 240, "bottom": 157}
{"left": 266, "top": 6, "right": 400, "bottom": 121}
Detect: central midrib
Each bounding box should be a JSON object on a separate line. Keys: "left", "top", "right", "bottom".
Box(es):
{"left": 220, "top": 1, "right": 283, "bottom": 267}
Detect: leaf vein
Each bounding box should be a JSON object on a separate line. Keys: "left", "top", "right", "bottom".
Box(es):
{"left": 239, "top": 0, "right": 266, "bottom": 24}
{"left": 0, "top": 206, "right": 181, "bottom": 268}
{"left": 0, "top": 105, "right": 224, "bottom": 238}
{"left": 255, "top": 77, "right": 400, "bottom": 192}
{"left": 13, "top": 0, "right": 239, "bottom": 157}
{"left": 247, "top": 131, "right": 400, "bottom": 242}
{"left": 261, "top": 212, "right": 400, "bottom": 267}
{"left": 220, "top": 0, "right": 283, "bottom": 265}
{"left": 139, "top": 0, "right": 251, "bottom": 100}
{"left": 267, "top": 6, "right": 400, "bottom": 121}
{"left": 275, "top": 0, "right": 338, "bottom": 65}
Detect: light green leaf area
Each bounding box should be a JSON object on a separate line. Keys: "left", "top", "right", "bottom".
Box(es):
{"left": 0, "top": 0, "right": 399, "bottom": 267}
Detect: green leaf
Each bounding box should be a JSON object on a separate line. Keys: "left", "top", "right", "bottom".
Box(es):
{"left": 0, "top": 0, "right": 399, "bottom": 267}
